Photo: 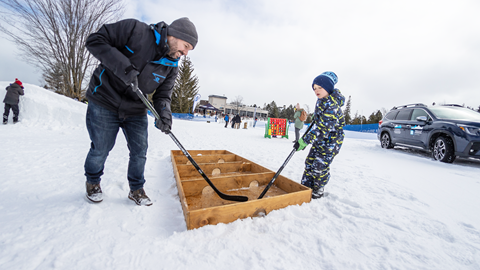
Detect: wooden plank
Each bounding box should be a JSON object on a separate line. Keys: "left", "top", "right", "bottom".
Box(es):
{"left": 176, "top": 162, "right": 252, "bottom": 178}
{"left": 181, "top": 172, "right": 275, "bottom": 197}
{"left": 173, "top": 154, "right": 237, "bottom": 165}
{"left": 274, "top": 174, "right": 311, "bottom": 193}
{"left": 171, "top": 152, "right": 190, "bottom": 227}
{"left": 171, "top": 150, "right": 227, "bottom": 157}
{"left": 186, "top": 190, "right": 311, "bottom": 230}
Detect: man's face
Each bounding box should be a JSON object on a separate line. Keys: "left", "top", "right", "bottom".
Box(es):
{"left": 166, "top": 36, "right": 193, "bottom": 59}
{"left": 313, "top": 84, "right": 329, "bottom": 99}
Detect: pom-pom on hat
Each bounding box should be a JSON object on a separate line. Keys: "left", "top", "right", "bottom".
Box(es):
{"left": 14, "top": 78, "right": 23, "bottom": 87}
{"left": 312, "top": 71, "right": 338, "bottom": 94}
{"left": 168, "top": 17, "right": 198, "bottom": 49}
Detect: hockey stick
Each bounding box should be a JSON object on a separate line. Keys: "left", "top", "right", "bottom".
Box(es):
{"left": 132, "top": 81, "right": 248, "bottom": 202}
{"left": 257, "top": 122, "right": 315, "bottom": 199}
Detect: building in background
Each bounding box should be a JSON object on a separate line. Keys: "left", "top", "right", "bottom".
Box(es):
{"left": 195, "top": 94, "right": 269, "bottom": 119}
{"left": 208, "top": 95, "right": 227, "bottom": 111}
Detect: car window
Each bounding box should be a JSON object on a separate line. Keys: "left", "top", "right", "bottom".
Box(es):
{"left": 429, "top": 107, "right": 480, "bottom": 121}
{"left": 411, "top": 109, "right": 429, "bottom": 121}
{"left": 396, "top": 109, "right": 412, "bottom": 120}
{"left": 385, "top": 110, "right": 399, "bottom": 120}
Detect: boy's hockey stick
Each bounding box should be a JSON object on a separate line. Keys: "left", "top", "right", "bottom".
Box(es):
{"left": 132, "top": 81, "right": 248, "bottom": 202}
{"left": 257, "top": 123, "right": 315, "bottom": 199}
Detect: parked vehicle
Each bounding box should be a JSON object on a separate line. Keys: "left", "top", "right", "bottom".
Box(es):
{"left": 377, "top": 103, "right": 480, "bottom": 163}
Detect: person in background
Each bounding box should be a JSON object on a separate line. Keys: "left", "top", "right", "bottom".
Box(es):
{"left": 294, "top": 71, "right": 345, "bottom": 199}
{"left": 224, "top": 114, "right": 229, "bottom": 128}
{"left": 83, "top": 17, "right": 198, "bottom": 206}
{"left": 231, "top": 114, "right": 236, "bottom": 128}
{"left": 293, "top": 103, "right": 305, "bottom": 143}
{"left": 235, "top": 114, "right": 241, "bottom": 129}
{"left": 3, "top": 78, "right": 24, "bottom": 124}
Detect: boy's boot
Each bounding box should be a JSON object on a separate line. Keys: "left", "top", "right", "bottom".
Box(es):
{"left": 3, "top": 115, "right": 7, "bottom": 124}
{"left": 312, "top": 187, "right": 324, "bottom": 199}
{"left": 128, "top": 188, "right": 153, "bottom": 206}
{"left": 86, "top": 182, "right": 103, "bottom": 203}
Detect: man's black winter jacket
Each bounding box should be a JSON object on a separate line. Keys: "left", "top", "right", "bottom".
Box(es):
{"left": 86, "top": 19, "right": 178, "bottom": 119}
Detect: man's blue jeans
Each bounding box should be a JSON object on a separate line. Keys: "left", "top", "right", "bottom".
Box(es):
{"left": 84, "top": 101, "right": 148, "bottom": 191}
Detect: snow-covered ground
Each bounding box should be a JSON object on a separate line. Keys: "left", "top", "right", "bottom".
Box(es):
{"left": 1, "top": 83, "right": 480, "bottom": 270}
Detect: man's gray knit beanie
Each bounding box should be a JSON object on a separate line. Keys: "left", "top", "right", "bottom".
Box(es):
{"left": 168, "top": 17, "right": 198, "bottom": 49}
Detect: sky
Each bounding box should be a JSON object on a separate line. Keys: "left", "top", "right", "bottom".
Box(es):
{"left": 2, "top": 83, "right": 480, "bottom": 269}
{"left": 1, "top": 0, "right": 480, "bottom": 116}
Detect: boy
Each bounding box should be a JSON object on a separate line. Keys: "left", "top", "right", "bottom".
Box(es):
{"left": 294, "top": 71, "right": 345, "bottom": 199}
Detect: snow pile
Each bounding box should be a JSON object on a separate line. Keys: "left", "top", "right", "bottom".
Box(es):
{"left": 1, "top": 83, "right": 480, "bottom": 269}
{"left": 1, "top": 82, "right": 87, "bottom": 130}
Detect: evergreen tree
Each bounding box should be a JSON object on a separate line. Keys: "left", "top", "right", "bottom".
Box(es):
{"left": 171, "top": 56, "right": 199, "bottom": 113}
{"left": 266, "top": 101, "right": 279, "bottom": 118}
{"left": 367, "top": 110, "right": 383, "bottom": 124}
{"left": 344, "top": 96, "right": 352, "bottom": 125}
{"left": 279, "top": 104, "right": 295, "bottom": 121}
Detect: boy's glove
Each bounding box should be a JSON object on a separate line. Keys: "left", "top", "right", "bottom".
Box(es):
{"left": 293, "top": 138, "right": 307, "bottom": 151}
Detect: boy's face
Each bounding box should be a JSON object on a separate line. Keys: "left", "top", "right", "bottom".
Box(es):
{"left": 313, "top": 84, "right": 329, "bottom": 99}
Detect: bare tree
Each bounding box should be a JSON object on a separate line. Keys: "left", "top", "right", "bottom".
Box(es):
{"left": 303, "top": 104, "right": 311, "bottom": 114}
{"left": 231, "top": 95, "right": 243, "bottom": 114}
{"left": 0, "top": 0, "right": 124, "bottom": 99}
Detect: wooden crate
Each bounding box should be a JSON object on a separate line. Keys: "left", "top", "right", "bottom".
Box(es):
{"left": 171, "top": 150, "right": 311, "bottom": 230}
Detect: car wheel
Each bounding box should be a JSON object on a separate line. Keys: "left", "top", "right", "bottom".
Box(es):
{"left": 381, "top": 132, "right": 394, "bottom": 149}
{"left": 433, "top": 136, "right": 456, "bottom": 163}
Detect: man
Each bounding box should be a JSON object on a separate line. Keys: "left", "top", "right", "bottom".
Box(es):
{"left": 83, "top": 17, "right": 198, "bottom": 206}
{"left": 3, "top": 78, "right": 24, "bottom": 124}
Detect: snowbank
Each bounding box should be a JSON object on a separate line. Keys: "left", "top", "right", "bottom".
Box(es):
{"left": 1, "top": 84, "right": 480, "bottom": 269}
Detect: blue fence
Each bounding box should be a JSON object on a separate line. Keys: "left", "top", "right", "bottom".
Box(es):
{"left": 343, "top": 123, "right": 378, "bottom": 133}
{"left": 172, "top": 113, "right": 194, "bottom": 120}
{"left": 162, "top": 112, "right": 379, "bottom": 133}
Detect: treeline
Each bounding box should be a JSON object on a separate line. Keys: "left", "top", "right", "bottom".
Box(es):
{"left": 261, "top": 96, "right": 384, "bottom": 125}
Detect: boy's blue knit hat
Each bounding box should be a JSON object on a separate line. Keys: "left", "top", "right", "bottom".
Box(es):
{"left": 312, "top": 71, "right": 338, "bottom": 94}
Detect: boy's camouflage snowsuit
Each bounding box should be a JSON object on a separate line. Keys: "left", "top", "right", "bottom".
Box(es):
{"left": 301, "top": 89, "right": 345, "bottom": 192}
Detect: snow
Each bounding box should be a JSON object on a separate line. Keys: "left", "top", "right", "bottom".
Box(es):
{"left": 1, "top": 83, "right": 480, "bottom": 269}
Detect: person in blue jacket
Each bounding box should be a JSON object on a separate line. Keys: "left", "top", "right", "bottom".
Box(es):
{"left": 83, "top": 17, "right": 198, "bottom": 206}
{"left": 294, "top": 72, "right": 345, "bottom": 199}
{"left": 224, "top": 114, "right": 229, "bottom": 128}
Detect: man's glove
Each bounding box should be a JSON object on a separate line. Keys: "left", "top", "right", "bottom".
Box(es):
{"left": 154, "top": 106, "right": 172, "bottom": 134}
{"left": 130, "top": 76, "right": 139, "bottom": 93}
{"left": 293, "top": 138, "right": 307, "bottom": 151}
{"left": 124, "top": 64, "right": 139, "bottom": 85}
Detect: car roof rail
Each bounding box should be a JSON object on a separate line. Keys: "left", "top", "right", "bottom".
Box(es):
{"left": 441, "top": 104, "right": 464, "bottom": 107}
{"left": 391, "top": 103, "right": 427, "bottom": 110}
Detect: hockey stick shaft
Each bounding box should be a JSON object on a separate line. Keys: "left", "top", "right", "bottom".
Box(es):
{"left": 257, "top": 122, "right": 315, "bottom": 199}
{"left": 132, "top": 84, "right": 248, "bottom": 202}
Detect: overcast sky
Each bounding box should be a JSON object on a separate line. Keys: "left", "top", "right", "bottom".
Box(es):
{"left": 1, "top": 0, "right": 480, "bottom": 116}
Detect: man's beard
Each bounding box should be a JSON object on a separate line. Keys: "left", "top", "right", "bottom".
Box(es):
{"left": 167, "top": 50, "right": 179, "bottom": 59}
{"left": 167, "top": 39, "right": 180, "bottom": 59}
